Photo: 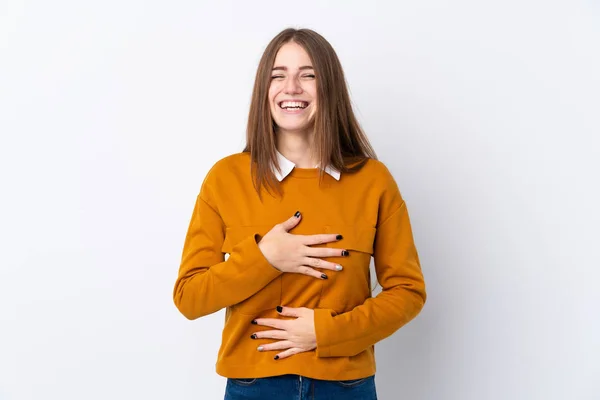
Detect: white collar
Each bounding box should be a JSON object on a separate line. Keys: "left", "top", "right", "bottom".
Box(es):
{"left": 273, "top": 150, "right": 341, "bottom": 181}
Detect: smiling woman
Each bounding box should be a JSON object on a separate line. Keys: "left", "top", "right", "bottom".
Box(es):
{"left": 173, "top": 27, "right": 427, "bottom": 400}
{"left": 268, "top": 43, "right": 317, "bottom": 130}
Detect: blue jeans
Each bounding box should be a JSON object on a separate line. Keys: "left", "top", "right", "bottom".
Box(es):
{"left": 224, "top": 374, "right": 377, "bottom": 400}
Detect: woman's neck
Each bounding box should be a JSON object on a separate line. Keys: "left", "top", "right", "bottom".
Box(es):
{"left": 276, "top": 130, "right": 317, "bottom": 168}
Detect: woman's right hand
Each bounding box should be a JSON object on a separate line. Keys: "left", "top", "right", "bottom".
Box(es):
{"left": 257, "top": 211, "right": 348, "bottom": 279}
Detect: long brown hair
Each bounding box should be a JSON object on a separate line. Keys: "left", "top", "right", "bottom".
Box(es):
{"left": 244, "top": 28, "right": 377, "bottom": 196}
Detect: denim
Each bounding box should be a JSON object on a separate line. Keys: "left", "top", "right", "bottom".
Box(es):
{"left": 224, "top": 374, "right": 377, "bottom": 400}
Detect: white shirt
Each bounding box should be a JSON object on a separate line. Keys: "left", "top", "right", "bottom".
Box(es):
{"left": 273, "top": 150, "right": 341, "bottom": 181}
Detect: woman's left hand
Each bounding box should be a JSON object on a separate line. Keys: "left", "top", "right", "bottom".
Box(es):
{"left": 251, "top": 306, "right": 316, "bottom": 360}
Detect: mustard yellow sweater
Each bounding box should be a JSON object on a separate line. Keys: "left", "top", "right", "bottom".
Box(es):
{"left": 173, "top": 152, "right": 426, "bottom": 380}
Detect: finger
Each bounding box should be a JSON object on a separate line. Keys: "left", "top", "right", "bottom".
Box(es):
{"left": 253, "top": 318, "right": 289, "bottom": 330}
{"left": 274, "top": 347, "right": 306, "bottom": 360}
{"left": 297, "top": 233, "right": 340, "bottom": 246}
{"left": 257, "top": 340, "right": 294, "bottom": 352}
{"left": 296, "top": 265, "right": 328, "bottom": 280}
{"left": 302, "top": 256, "right": 343, "bottom": 272}
{"left": 277, "top": 306, "right": 305, "bottom": 318}
{"left": 252, "top": 329, "right": 288, "bottom": 340}
{"left": 279, "top": 211, "right": 302, "bottom": 232}
{"left": 304, "top": 246, "right": 350, "bottom": 260}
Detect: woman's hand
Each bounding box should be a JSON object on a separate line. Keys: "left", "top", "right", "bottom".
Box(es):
{"left": 258, "top": 211, "right": 349, "bottom": 279}
{"left": 251, "top": 306, "right": 316, "bottom": 360}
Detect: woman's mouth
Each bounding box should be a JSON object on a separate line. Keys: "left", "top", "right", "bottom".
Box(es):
{"left": 278, "top": 101, "right": 309, "bottom": 113}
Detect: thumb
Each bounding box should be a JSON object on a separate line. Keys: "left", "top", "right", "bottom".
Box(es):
{"left": 277, "top": 306, "right": 303, "bottom": 318}
{"left": 279, "top": 211, "right": 302, "bottom": 232}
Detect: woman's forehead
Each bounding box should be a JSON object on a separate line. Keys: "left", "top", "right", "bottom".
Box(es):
{"left": 273, "top": 42, "right": 313, "bottom": 68}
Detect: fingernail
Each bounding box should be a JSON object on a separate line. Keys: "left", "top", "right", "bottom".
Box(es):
{"left": 321, "top": 273, "right": 328, "bottom": 279}
{"left": 274, "top": 355, "right": 279, "bottom": 360}
{"left": 276, "top": 305, "right": 283, "bottom": 313}
{"left": 250, "top": 334, "right": 257, "bottom": 339}
{"left": 294, "top": 211, "right": 301, "bottom": 218}
{"left": 336, "top": 234, "right": 343, "bottom": 240}
{"left": 342, "top": 250, "right": 349, "bottom": 256}
{"left": 257, "top": 346, "right": 264, "bottom": 351}
{"left": 251, "top": 320, "right": 257, "bottom": 324}
{"left": 335, "top": 265, "right": 343, "bottom": 271}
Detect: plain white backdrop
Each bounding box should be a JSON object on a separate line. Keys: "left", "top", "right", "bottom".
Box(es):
{"left": 1, "top": 1, "right": 599, "bottom": 399}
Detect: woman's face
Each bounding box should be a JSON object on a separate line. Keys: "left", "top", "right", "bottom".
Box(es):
{"left": 268, "top": 42, "right": 317, "bottom": 135}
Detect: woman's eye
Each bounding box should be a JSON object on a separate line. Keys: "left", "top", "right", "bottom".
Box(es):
{"left": 271, "top": 75, "right": 284, "bottom": 80}
{"left": 303, "top": 74, "right": 316, "bottom": 78}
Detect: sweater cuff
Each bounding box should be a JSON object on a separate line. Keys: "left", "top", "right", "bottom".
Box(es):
{"left": 235, "top": 233, "right": 282, "bottom": 283}
{"left": 314, "top": 308, "right": 337, "bottom": 358}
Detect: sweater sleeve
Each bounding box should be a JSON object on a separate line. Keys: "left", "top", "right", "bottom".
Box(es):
{"left": 173, "top": 190, "right": 282, "bottom": 320}
{"left": 313, "top": 175, "right": 426, "bottom": 357}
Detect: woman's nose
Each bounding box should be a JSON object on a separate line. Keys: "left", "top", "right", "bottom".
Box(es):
{"left": 284, "top": 77, "right": 303, "bottom": 94}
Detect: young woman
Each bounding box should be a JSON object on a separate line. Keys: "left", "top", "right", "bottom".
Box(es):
{"left": 173, "top": 28, "right": 426, "bottom": 400}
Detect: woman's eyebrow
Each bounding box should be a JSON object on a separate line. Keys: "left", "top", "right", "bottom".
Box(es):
{"left": 271, "top": 65, "right": 314, "bottom": 71}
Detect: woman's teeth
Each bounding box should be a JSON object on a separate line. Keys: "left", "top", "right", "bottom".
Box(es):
{"left": 280, "top": 101, "right": 308, "bottom": 109}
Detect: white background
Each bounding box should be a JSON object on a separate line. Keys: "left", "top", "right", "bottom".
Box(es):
{"left": 1, "top": 1, "right": 599, "bottom": 399}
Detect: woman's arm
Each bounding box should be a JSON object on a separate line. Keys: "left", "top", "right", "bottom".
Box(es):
{"left": 173, "top": 193, "right": 282, "bottom": 320}
{"left": 313, "top": 175, "right": 427, "bottom": 357}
